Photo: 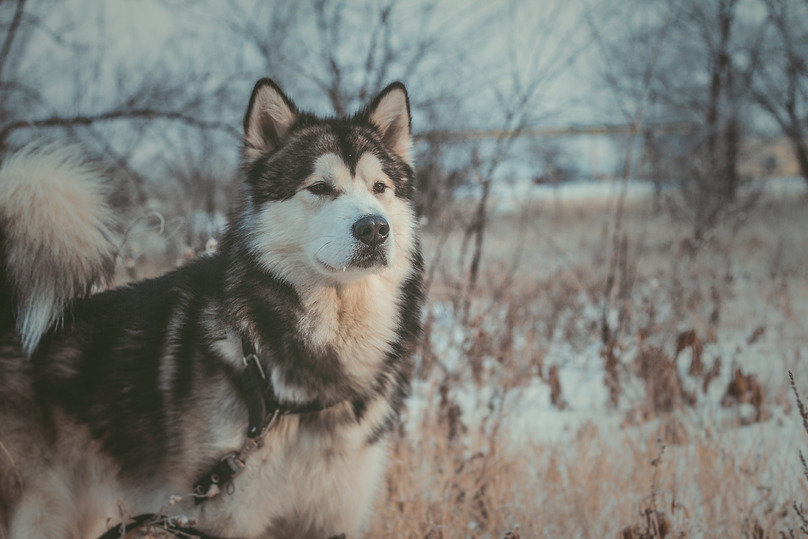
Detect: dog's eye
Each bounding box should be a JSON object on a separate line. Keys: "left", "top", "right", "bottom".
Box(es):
{"left": 373, "top": 181, "right": 387, "bottom": 194}
{"left": 307, "top": 182, "right": 333, "bottom": 196}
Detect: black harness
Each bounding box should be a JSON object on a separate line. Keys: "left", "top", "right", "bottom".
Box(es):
{"left": 191, "top": 335, "right": 334, "bottom": 504}
{"left": 99, "top": 335, "right": 336, "bottom": 538}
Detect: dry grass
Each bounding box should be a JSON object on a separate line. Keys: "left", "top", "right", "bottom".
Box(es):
{"left": 369, "top": 408, "right": 800, "bottom": 537}
{"left": 367, "top": 189, "right": 808, "bottom": 537}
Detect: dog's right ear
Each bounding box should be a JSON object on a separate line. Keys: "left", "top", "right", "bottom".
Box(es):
{"left": 243, "top": 78, "right": 298, "bottom": 161}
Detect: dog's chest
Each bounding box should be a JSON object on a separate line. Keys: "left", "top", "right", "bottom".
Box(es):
{"left": 195, "top": 277, "right": 406, "bottom": 535}
{"left": 298, "top": 276, "right": 400, "bottom": 384}
{"left": 200, "top": 398, "right": 391, "bottom": 537}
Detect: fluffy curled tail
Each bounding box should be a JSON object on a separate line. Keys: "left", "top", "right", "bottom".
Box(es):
{"left": 0, "top": 145, "right": 117, "bottom": 355}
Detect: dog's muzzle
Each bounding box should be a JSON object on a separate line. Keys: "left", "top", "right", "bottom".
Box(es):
{"left": 351, "top": 246, "right": 388, "bottom": 268}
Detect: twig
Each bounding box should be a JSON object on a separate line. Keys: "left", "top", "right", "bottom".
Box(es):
{"left": 0, "top": 108, "right": 240, "bottom": 146}
{"left": 789, "top": 371, "right": 808, "bottom": 440}
{"left": 0, "top": 0, "right": 26, "bottom": 82}
{"left": 788, "top": 370, "right": 808, "bottom": 534}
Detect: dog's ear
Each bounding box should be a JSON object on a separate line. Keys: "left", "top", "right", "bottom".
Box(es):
{"left": 361, "top": 82, "right": 412, "bottom": 163}
{"left": 243, "top": 78, "right": 298, "bottom": 160}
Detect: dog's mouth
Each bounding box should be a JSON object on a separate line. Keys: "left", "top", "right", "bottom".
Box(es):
{"left": 315, "top": 246, "right": 388, "bottom": 275}
{"left": 351, "top": 246, "right": 388, "bottom": 269}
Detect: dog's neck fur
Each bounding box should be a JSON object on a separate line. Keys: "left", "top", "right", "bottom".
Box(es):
{"left": 219, "top": 226, "right": 413, "bottom": 407}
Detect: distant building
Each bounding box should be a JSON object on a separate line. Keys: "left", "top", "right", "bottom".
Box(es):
{"left": 739, "top": 136, "right": 801, "bottom": 178}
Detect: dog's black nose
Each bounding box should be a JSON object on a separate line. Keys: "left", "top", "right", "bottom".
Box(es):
{"left": 352, "top": 215, "right": 389, "bottom": 246}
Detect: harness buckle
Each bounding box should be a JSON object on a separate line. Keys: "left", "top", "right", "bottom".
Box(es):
{"left": 192, "top": 452, "right": 246, "bottom": 505}
{"left": 223, "top": 452, "right": 246, "bottom": 474}
{"left": 244, "top": 409, "right": 281, "bottom": 455}
{"left": 243, "top": 352, "right": 266, "bottom": 381}
{"left": 265, "top": 407, "right": 281, "bottom": 431}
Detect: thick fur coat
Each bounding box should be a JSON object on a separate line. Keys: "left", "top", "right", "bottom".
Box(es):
{"left": 0, "top": 80, "right": 423, "bottom": 538}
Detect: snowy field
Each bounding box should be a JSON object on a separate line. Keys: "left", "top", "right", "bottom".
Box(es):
{"left": 376, "top": 177, "right": 808, "bottom": 537}
{"left": 454, "top": 175, "right": 808, "bottom": 215}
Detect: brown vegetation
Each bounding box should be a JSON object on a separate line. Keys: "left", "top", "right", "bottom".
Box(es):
{"left": 362, "top": 190, "right": 808, "bottom": 536}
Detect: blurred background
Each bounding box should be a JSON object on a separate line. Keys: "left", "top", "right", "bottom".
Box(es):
{"left": 2, "top": 0, "right": 808, "bottom": 535}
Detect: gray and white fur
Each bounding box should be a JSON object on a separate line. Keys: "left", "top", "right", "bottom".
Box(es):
{"left": 0, "top": 79, "right": 424, "bottom": 538}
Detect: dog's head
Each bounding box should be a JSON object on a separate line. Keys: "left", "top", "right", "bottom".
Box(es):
{"left": 238, "top": 79, "right": 416, "bottom": 286}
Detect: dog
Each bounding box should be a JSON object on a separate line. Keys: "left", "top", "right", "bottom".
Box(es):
{"left": 0, "top": 79, "right": 423, "bottom": 538}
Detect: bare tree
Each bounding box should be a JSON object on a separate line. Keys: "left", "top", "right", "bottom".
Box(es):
{"left": 455, "top": 0, "right": 592, "bottom": 320}
{"left": 220, "top": 0, "right": 451, "bottom": 116}
{"left": 752, "top": 0, "right": 808, "bottom": 187}
{"left": 594, "top": 0, "right": 762, "bottom": 241}
{"left": 586, "top": 0, "right": 676, "bottom": 347}
{"left": 668, "top": 0, "right": 764, "bottom": 240}
{"left": 0, "top": 0, "right": 240, "bottom": 205}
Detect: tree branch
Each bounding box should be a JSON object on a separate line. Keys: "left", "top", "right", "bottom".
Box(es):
{"left": 0, "top": 108, "right": 240, "bottom": 146}
{"left": 0, "top": 0, "right": 26, "bottom": 82}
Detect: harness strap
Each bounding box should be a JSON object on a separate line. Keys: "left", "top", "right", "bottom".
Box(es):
{"left": 239, "top": 334, "right": 269, "bottom": 439}
{"left": 240, "top": 334, "right": 334, "bottom": 425}
{"left": 191, "top": 334, "right": 334, "bottom": 505}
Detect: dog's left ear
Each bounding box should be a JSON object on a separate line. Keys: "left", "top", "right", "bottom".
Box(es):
{"left": 361, "top": 82, "right": 412, "bottom": 163}
{"left": 243, "top": 78, "right": 298, "bottom": 161}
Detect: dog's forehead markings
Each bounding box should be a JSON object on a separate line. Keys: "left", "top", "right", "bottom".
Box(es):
{"left": 355, "top": 153, "right": 383, "bottom": 182}
{"left": 312, "top": 153, "right": 350, "bottom": 184}
{"left": 312, "top": 152, "right": 383, "bottom": 189}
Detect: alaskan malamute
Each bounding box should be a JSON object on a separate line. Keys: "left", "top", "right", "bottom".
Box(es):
{"left": 0, "top": 79, "right": 423, "bottom": 538}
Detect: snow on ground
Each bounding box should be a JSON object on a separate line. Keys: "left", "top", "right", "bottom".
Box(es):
{"left": 405, "top": 177, "right": 808, "bottom": 525}
{"left": 405, "top": 294, "right": 807, "bottom": 517}
{"left": 407, "top": 299, "right": 802, "bottom": 443}
{"left": 454, "top": 175, "right": 806, "bottom": 215}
